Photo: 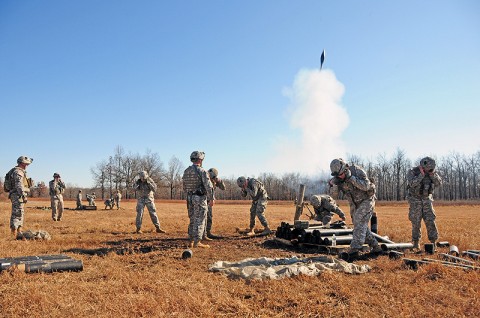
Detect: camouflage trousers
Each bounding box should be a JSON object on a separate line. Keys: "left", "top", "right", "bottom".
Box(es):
{"left": 76, "top": 199, "right": 82, "bottom": 209}
{"left": 187, "top": 194, "right": 208, "bottom": 243}
{"left": 136, "top": 196, "right": 160, "bottom": 230}
{"left": 88, "top": 198, "right": 95, "bottom": 206}
{"left": 350, "top": 199, "right": 378, "bottom": 249}
{"left": 408, "top": 197, "right": 438, "bottom": 242}
{"left": 249, "top": 198, "right": 269, "bottom": 229}
{"left": 10, "top": 193, "right": 25, "bottom": 230}
{"left": 115, "top": 199, "right": 120, "bottom": 209}
{"left": 205, "top": 205, "right": 214, "bottom": 236}
{"left": 51, "top": 195, "right": 64, "bottom": 221}
{"left": 314, "top": 211, "right": 334, "bottom": 226}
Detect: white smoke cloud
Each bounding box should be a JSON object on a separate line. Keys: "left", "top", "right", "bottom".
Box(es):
{"left": 268, "top": 68, "right": 349, "bottom": 175}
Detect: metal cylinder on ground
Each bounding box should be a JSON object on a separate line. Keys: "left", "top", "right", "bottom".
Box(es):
{"left": 449, "top": 245, "right": 460, "bottom": 256}
{"left": 425, "top": 243, "right": 435, "bottom": 254}
{"left": 381, "top": 243, "right": 414, "bottom": 251}
{"left": 182, "top": 249, "right": 193, "bottom": 259}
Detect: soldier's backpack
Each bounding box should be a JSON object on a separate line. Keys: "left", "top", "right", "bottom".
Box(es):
{"left": 3, "top": 168, "right": 15, "bottom": 192}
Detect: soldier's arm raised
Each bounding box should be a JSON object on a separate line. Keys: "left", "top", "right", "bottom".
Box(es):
{"left": 347, "top": 168, "right": 371, "bottom": 192}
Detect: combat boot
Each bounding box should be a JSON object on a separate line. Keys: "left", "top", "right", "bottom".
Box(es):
{"left": 430, "top": 240, "right": 437, "bottom": 252}
{"left": 371, "top": 245, "right": 383, "bottom": 254}
{"left": 156, "top": 228, "right": 166, "bottom": 234}
{"left": 11, "top": 228, "right": 17, "bottom": 239}
{"left": 261, "top": 227, "right": 272, "bottom": 236}
{"left": 412, "top": 240, "right": 420, "bottom": 249}
{"left": 188, "top": 241, "right": 194, "bottom": 248}
{"left": 194, "top": 242, "right": 210, "bottom": 248}
{"left": 246, "top": 228, "right": 255, "bottom": 236}
{"left": 203, "top": 235, "right": 213, "bottom": 241}
{"left": 135, "top": 228, "right": 143, "bottom": 234}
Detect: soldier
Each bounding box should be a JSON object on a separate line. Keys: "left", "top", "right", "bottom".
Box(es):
{"left": 49, "top": 172, "right": 66, "bottom": 221}
{"left": 104, "top": 197, "right": 115, "bottom": 210}
{"left": 76, "top": 190, "right": 83, "bottom": 209}
{"left": 329, "top": 158, "right": 381, "bottom": 254}
{"left": 203, "top": 168, "right": 226, "bottom": 240}
{"left": 86, "top": 192, "right": 96, "bottom": 206}
{"left": 6, "top": 156, "right": 33, "bottom": 237}
{"left": 406, "top": 157, "right": 442, "bottom": 249}
{"left": 236, "top": 176, "right": 271, "bottom": 236}
{"left": 309, "top": 194, "right": 346, "bottom": 227}
{"left": 114, "top": 189, "right": 122, "bottom": 210}
{"left": 182, "top": 151, "right": 214, "bottom": 248}
{"left": 134, "top": 171, "right": 166, "bottom": 234}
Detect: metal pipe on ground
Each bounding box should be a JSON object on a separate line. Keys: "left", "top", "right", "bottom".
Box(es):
{"left": 422, "top": 258, "right": 479, "bottom": 270}
{"left": 381, "top": 243, "right": 414, "bottom": 251}
{"left": 438, "top": 253, "right": 475, "bottom": 265}
{"left": 463, "top": 251, "right": 480, "bottom": 260}
{"left": 21, "top": 260, "right": 84, "bottom": 273}
{"left": 466, "top": 250, "right": 480, "bottom": 254}
{"left": 323, "top": 235, "right": 353, "bottom": 246}
{"left": 371, "top": 232, "right": 394, "bottom": 244}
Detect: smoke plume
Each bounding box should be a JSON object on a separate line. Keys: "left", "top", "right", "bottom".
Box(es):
{"left": 269, "top": 68, "right": 349, "bottom": 175}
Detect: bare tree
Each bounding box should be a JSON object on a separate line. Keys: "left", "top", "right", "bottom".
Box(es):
{"left": 164, "top": 156, "right": 185, "bottom": 199}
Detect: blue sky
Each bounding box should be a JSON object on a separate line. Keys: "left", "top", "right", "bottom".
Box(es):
{"left": 1, "top": 1, "right": 479, "bottom": 187}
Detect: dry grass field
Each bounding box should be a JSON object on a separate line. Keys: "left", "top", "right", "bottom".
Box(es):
{"left": 0, "top": 199, "right": 479, "bottom": 317}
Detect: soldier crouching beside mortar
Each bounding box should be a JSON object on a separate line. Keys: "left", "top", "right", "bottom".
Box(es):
{"left": 329, "top": 158, "right": 381, "bottom": 255}
{"left": 407, "top": 157, "right": 442, "bottom": 250}
{"left": 309, "top": 194, "right": 346, "bottom": 227}
{"left": 182, "top": 151, "right": 214, "bottom": 248}
{"left": 236, "top": 176, "right": 271, "bottom": 236}
{"left": 134, "top": 171, "right": 166, "bottom": 234}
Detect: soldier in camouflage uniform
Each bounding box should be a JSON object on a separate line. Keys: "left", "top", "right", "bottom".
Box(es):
{"left": 329, "top": 158, "right": 381, "bottom": 253}
{"left": 203, "top": 168, "right": 226, "bottom": 240}
{"left": 104, "top": 197, "right": 115, "bottom": 210}
{"left": 182, "top": 151, "right": 214, "bottom": 248}
{"left": 134, "top": 171, "right": 165, "bottom": 234}
{"left": 86, "top": 192, "right": 96, "bottom": 206}
{"left": 114, "top": 189, "right": 122, "bottom": 210}
{"left": 310, "top": 194, "right": 346, "bottom": 226}
{"left": 76, "top": 190, "right": 83, "bottom": 209}
{"left": 407, "top": 157, "right": 442, "bottom": 249}
{"left": 7, "top": 156, "right": 33, "bottom": 237}
{"left": 49, "top": 172, "right": 66, "bottom": 221}
{"left": 237, "top": 176, "right": 271, "bottom": 236}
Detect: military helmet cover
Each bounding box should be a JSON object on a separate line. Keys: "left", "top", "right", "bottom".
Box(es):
{"left": 53, "top": 172, "right": 61, "bottom": 178}
{"left": 310, "top": 195, "right": 321, "bottom": 207}
{"left": 330, "top": 158, "right": 347, "bottom": 176}
{"left": 17, "top": 156, "right": 33, "bottom": 165}
{"left": 190, "top": 151, "right": 205, "bottom": 162}
{"left": 208, "top": 168, "right": 218, "bottom": 179}
{"left": 420, "top": 157, "right": 436, "bottom": 171}
{"left": 139, "top": 171, "right": 148, "bottom": 179}
{"left": 237, "top": 176, "right": 246, "bottom": 187}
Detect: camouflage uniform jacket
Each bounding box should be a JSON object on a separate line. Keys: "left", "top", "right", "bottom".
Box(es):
{"left": 311, "top": 195, "right": 345, "bottom": 218}
{"left": 182, "top": 164, "right": 214, "bottom": 201}
{"left": 49, "top": 179, "right": 66, "bottom": 196}
{"left": 134, "top": 177, "right": 157, "bottom": 199}
{"left": 241, "top": 178, "right": 268, "bottom": 201}
{"left": 407, "top": 167, "right": 442, "bottom": 200}
{"left": 9, "top": 167, "right": 30, "bottom": 198}
{"left": 330, "top": 164, "right": 375, "bottom": 208}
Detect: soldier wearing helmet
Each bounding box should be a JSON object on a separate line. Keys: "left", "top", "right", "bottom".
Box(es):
{"left": 7, "top": 156, "right": 33, "bottom": 238}
{"left": 328, "top": 158, "right": 380, "bottom": 254}
{"left": 202, "top": 168, "right": 226, "bottom": 240}
{"left": 114, "top": 189, "right": 122, "bottom": 210}
{"left": 49, "top": 172, "right": 66, "bottom": 221}
{"left": 134, "top": 170, "right": 166, "bottom": 234}
{"left": 76, "top": 190, "right": 83, "bottom": 209}
{"left": 237, "top": 176, "right": 271, "bottom": 236}
{"left": 182, "top": 151, "right": 214, "bottom": 248}
{"left": 406, "top": 156, "right": 442, "bottom": 249}
{"left": 309, "top": 194, "right": 346, "bottom": 227}
{"left": 86, "top": 192, "right": 96, "bottom": 206}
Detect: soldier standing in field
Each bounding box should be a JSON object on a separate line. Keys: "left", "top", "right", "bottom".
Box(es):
{"left": 86, "top": 192, "right": 96, "bottom": 206}
{"left": 329, "top": 158, "right": 381, "bottom": 254}
{"left": 236, "top": 176, "right": 271, "bottom": 236}
{"left": 49, "top": 172, "right": 66, "bottom": 221}
{"left": 309, "top": 194, "right": 346, "bottom": 227}
{"left": 6, "top": 156, "right": 33, "bottom": 238}
{"left": 182, "top": 151, "right": 214, "bottom": 248}
{"left": 114, "top": 189, "right": 122, "bottom": 210}
{"left": 76, "top": 190, "right": 83, "bottom": 209}
{"left": 134, "top": 171, "right": 166, "bottom": 234}
{"left": 407, "top": 156, "right": 442, "bottom": 250}
{"left": 203, "top": 168, "right": 226, "bottom": 240}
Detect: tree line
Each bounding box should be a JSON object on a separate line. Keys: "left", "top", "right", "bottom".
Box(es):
{"left": 1, "top": 148, "right": 479, "bottom": 202}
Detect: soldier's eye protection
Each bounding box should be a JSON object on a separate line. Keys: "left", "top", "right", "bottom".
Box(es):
{"left": 428, "top": 169, "right": 434, "bottom": 173}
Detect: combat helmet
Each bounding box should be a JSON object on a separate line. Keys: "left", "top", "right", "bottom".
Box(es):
{"left": 420, "top": 157, "right": 436, "bottom": 172}
{"left": 53, "top": 172, "right": 61, "bottom": 178}
{"left": 139, "top": 171, "right": 149, "bottom": 179}
{"left": 208, "top": 168, "right": 218, "bottom": 179}
{"left": 237, "top": 176, "right": 247, "bottom": 187}
{"left": 310, "top": 195, "right": 322, "bottom": 207}
{"left": 17, "top": 156, "right": 33, "bottom": 165}
{"left": 330, "top": 158, "right": 347, "bottom": 176}
{"left": 190, "top": 151, "right": 205, "bottom": 162}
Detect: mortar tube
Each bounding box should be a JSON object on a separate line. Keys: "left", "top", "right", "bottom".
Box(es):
{"left": 323, "top": 235, "right": 353, "bottom": 246}
{"left": 463, "top": 251, "right": 480, "bottom": 260}
{"left": 371, "top": 232, "right": 394, "bottom": 244}
{"left": 381, "top": 243, "right": 414, "bottom": 251}
{"left": 438, "top": 253, "right": 475, "bottom": 265}
{"left": 466, "top": 250, "right": 480, "bottom": 254}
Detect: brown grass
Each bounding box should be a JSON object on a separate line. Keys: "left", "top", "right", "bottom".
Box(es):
{"left": 0, "top": 199, "right": 479, "bottom": 317}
